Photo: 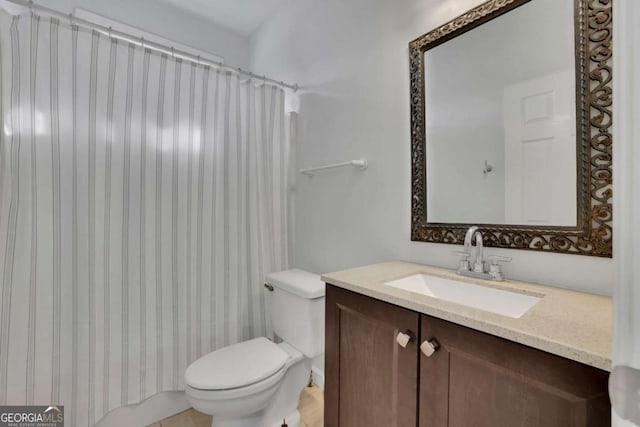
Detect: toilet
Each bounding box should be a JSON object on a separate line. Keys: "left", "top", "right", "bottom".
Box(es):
{"left": 184, "top": 269, "right": 325, "bottom": 427}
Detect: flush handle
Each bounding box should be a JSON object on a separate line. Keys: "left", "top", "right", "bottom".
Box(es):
{"left": 420, "top": 339, "right": 440, "bottom": 357}
{"left": 396, "top": 331, "right": 414, "bottom": 348}
{"left": 264, "top": 283, "right": 274, "bottom": 292}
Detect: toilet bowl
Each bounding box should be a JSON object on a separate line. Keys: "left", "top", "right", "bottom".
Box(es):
{"left": 184, "top": 269, "right": 325, "bottom": 427}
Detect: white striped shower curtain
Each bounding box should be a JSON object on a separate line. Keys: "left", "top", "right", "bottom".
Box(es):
{"left": 0, "top": 10, "right": 290, "bottom": 426}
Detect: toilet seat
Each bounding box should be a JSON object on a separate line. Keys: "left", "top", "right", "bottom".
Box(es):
{"left": 184, "top": 337, "right": 289, "bottom": 391}
{"left": 185, "top": 364, "right": 287, "bottom": 402}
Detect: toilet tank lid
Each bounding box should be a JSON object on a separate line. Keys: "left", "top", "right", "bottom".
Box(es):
{"left": 266, "top": 269, "right": 325, "bottom": 299}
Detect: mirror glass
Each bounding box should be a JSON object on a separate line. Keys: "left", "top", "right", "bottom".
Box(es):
{"left": 424, "top": 0, "right": 577, "bottom": 226}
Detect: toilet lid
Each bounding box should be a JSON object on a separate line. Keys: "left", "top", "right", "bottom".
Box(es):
{"left": 184, "top": 337, "right": 289, "bottom": 390}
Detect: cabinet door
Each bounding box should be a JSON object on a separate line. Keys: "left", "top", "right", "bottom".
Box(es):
{"left": 325, "top": 285, "right": 419, "bottom": 427}
{"left": 419, "top": 315, "right": 610, "bottom": 427}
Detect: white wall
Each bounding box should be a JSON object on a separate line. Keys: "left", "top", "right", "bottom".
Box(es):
{"left": 251, "top": 0, "right": 615, "bottom": 296}
{"left": 34, "top": 0, "right": 251, "bottom": 69}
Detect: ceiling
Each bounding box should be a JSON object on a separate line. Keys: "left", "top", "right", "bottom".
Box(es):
{"left": 157, "top": 0, "right": 288, "bottom": 37}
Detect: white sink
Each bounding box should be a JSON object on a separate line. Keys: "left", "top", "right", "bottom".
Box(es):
{"left": 384, "top": 274, "right": 541, "bottom": 318}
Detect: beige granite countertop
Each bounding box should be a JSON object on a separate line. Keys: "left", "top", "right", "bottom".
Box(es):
{"left": 321, "top": 261, "right": 612, "bottom": 372}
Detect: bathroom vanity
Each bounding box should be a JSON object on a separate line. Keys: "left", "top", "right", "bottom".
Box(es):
{"left": 322, "top": 262, "right": 612, "bottom": 427}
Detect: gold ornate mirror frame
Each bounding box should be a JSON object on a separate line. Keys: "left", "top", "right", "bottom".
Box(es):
{"left": 409, "top": 0, "right": 612, "bottom": 257}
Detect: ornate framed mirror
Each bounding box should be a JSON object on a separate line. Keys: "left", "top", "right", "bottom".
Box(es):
{"left": 409, "top": 0, "right": 612, "bottom": 257}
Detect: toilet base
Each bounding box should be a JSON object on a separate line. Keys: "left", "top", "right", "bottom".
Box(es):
{"left": 188, "top": 342, "right": 311, "bottom": 427}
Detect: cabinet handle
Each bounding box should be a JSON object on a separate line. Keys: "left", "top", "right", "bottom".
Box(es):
{"left": 420, "top": 339, "right": 439, "bottom": 357}
{"left": 396, "top": 331, "right": 414, "bottom": 348}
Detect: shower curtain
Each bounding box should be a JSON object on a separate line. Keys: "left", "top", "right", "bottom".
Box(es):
{"left": 0, "top": 10, "right": 290, "bottom": 426}
{"left": 612, "top": 0, "right": 640, "bottom": 426}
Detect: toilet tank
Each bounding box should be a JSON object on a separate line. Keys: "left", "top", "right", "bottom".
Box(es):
{"left": 265, "top": 269, "right": 325, "bottom": 358}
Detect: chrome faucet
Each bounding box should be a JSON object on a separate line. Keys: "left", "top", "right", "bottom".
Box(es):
{"left": 466, "top": 226, "right": 485, "bottom": 273}
{"left": 456, "top": 226, "right": 511, "bottom": 281}
{"left": 462, "top": 226, "right": 478, "bottom": 258}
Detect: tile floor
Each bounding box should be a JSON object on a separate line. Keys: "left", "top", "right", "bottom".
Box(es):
{"left": 148, "top": 385, "right": 324, "bottom": 427}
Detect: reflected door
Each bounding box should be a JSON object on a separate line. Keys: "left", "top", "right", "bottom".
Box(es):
{"left": 503, "top": 69, "right": 577, "bottom": 226}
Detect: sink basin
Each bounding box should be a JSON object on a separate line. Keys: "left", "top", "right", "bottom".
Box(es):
{"left": 384, "top": 274, "right": 541, "bottom": 318}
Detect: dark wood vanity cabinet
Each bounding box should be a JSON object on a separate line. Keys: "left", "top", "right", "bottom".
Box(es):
{"left": 325, "top": 285, "right": 419, "bottom": 427}
{"left": 325, "top": 285, "right": 611, "bottom": 427}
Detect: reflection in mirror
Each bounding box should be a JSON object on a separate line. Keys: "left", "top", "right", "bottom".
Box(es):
{"left": 424, "top": 0, "right": 576, "bottom": 226}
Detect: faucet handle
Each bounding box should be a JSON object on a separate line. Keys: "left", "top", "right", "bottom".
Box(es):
{"left": 488, "top": 255, "right": 512, "bottom": 264}
{"left": 453, "top": 251, "right": 471, "bottom": 272}
{"left": 487, "top": 255, "right": 511, "bottom": 281}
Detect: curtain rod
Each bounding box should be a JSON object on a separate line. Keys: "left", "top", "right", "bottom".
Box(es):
{"left": 3, "top": 0, "right": 299, "bottom": 92}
